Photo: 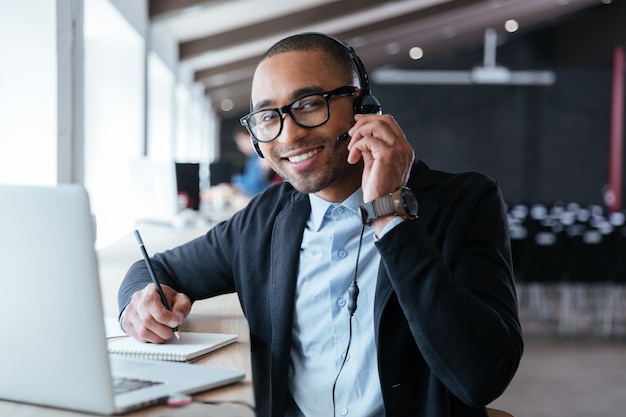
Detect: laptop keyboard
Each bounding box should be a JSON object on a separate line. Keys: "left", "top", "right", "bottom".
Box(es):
{"left": 112, "top": 376, "right": 163, "bottom": 395}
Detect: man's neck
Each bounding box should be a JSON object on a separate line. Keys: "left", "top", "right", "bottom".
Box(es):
{"left": 313, "top": 165, "right": 363, "bottom": 203}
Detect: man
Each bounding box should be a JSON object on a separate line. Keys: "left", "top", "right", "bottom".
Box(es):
{"left": 119, "top": 33, "right": 522, "bottom": 417}
{"left": 204, "top": 126, "right": 276, "bottom": 211}
{"left": 231, "top": 125, "right": 276, "bottom": 197}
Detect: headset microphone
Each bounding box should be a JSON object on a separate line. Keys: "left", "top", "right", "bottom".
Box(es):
{"left": 347, "top": 281, "right": 359, "bottom": 316}
{"left": 337, "top": 131, "right": 350, "bottom": 142}
{"left": 348, "top": 224, "right": 365, "bottom": 316}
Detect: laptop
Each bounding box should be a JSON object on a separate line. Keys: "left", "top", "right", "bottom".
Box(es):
{"left": 0, "top": 183, "right": 245, "bottom": 415}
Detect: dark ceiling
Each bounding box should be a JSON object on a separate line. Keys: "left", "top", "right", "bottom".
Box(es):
{"left": 148, "top": 0, "right": 610, "bottom": 116}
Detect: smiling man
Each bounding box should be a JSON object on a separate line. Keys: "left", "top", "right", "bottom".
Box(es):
{"left": 119, "top": 33, "right": 522, "bottom": 417}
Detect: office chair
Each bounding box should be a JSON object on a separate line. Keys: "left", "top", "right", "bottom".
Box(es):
{"left": 519, "top": 216, "right": 566, "bottom": 322}
{"left": 603, "top": 213, "right": 626, "bottom": 336}
{"left": 561, "top": 222, "right": 612, "bottom": 335}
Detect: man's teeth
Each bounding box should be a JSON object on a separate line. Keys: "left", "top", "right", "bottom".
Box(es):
{"left": 288, "top": 149, "right": 320, "bottom": 163}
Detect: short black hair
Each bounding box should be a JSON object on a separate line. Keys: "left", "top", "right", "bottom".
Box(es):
{"left": 261, "top": 33, "right": 358, "bottom": 86}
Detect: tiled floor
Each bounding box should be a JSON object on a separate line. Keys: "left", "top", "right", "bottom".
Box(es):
{"left": 488, "top": 284, "right": 626, "bottom": 417}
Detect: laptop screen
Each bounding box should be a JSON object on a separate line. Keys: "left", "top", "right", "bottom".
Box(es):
{"left": 0, "top": 184, "right": 245, "bottom": 415}
{"left": 0, "top": 184, "right": 117, "bottom": 413}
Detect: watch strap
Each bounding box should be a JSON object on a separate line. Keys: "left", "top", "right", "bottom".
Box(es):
{"left": 373, "top": 194, "right": 395, "bottom": 217}
{"left": 359, "top": 192, "right": 397, "bottom": 225}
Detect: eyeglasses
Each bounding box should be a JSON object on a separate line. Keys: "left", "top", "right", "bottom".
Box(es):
{"left": 240, "top": 85, "right": 358, "bottom": 143}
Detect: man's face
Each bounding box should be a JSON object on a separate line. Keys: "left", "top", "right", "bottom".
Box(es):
{"left": 250, "top": 50, "right": 362, "bottom": 202}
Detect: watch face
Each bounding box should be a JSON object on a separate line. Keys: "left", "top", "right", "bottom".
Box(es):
{"left": 402, "top": 188, "right": 419, "bottom": 217}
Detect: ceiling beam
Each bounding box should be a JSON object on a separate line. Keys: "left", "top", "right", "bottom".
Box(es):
{"left": 149, "top": 0, "right": 227, "bottom": 20}
{"left": 207, "top": 83, "right": 255, "bottom": 114}
{"left": 186, "top": 0, "right": 605, "bottom": 115}
{"left": 190, "top": 0, "right": 485, "bottom": 82}
{"left": 197, "top": 0, "right": 488, "bottom": 114}
{"left": 179, "top": 0, "right": 387, "bottom": 60}
{"left": 348, "top": 0, "right": 604, "bottom": 70}
{"left": 337, "top": 0, "right": 484, "bottom": 44}
{"left": 194, "top": 56, "right": 260, "bottom": 83}
{"left": 203, "top": 75, "right": 253, "bottom": 95}
{"left": 203, "top": 29, "right": 481, "bottom": 115}
{"left": 192, "top": 0, "right": 485, "bottom": 82}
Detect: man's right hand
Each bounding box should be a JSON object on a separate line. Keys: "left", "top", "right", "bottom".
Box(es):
{"left": 121, "top": 283, "right": 191, "bottom": 344}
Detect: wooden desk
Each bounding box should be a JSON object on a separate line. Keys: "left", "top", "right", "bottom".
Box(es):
{"left": 0, "top": 224, "right": 254, "bottom": 417}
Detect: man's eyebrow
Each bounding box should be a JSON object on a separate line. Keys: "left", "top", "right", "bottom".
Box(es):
{"left": 252, "top": 86, "right": 325, "bottom": 111}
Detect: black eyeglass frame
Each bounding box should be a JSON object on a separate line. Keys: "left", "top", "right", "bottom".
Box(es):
{"left": 240, "top": 85, "right": 359, "bottom": 143}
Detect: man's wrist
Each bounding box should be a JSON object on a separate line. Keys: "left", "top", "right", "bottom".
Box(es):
{"left": 359, "top": 187, "right": 418, "bottom": 225}
{"left": 372, "top": 215, "right": 405, "bottom": 238}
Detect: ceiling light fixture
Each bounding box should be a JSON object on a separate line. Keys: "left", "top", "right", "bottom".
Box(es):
{"left": 220, "top": 99, "right": 234, "bottom": 112}
{"left": 372, "top": 28, "right": 556, "bottom": 86}
{"left": 504, "top": 19, "right": 519, "bottom": 33}
{"left": 409, "top": 46, "right": 424, "bottom": 60}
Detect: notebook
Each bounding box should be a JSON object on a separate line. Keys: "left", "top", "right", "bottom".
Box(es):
{"left": 0, "top": 183, "right": 245, "bottom": 415}
{"left": 109, "top": 332, "right": 238, "bottom": 362}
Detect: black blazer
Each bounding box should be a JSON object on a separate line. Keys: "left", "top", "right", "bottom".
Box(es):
{"left": 119, "top": 160, "right": 523, "bottom": 417}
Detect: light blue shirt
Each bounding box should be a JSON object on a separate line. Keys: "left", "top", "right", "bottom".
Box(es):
{"left": 287, "top": 189, "right": 401, "bottom": 417}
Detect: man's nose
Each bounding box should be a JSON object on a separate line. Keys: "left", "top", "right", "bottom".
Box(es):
{"left": 277, "top": 114, "right": 306, "bottom": 145}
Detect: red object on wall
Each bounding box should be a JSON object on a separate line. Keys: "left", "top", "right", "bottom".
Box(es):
{"left": 608, "top": 46, "right": 624, "bottom": 213}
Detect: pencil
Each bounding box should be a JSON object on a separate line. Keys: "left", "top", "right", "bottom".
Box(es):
{"left": 133, "top": 229, "right": 181, "bottom": 340}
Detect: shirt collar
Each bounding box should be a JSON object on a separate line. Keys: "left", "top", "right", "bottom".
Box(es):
{"left": 308, "top": 188, "right": 363, "bottom": 231}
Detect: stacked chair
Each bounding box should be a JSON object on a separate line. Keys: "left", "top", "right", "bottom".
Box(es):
{"left": 509, "top": 204, "right": 566, "bottom": 323}
{"left": 508, "top": 202, "right": 625, "bottom": 337}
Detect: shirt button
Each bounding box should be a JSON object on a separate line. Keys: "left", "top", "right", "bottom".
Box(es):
{"left": 340, "top": 408, "right": 349, "bottom": 416}
{"left": 338, "top": 250, "right": 347, "bottom": 258}
{"left": 337, "top": 298, "right": 346, "bottom": 307}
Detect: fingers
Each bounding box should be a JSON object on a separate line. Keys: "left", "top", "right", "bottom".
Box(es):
{"left": 346, "top": 114, "right": 415, "bottom": 201}
{"left": 121, "top": 284, "right": 190, "bottom": 344}
{"left": 348, "top": 114, "right": 406, "bottom": 149}
{"left": 347, "top": 114, "right": 413, "bottom": 167}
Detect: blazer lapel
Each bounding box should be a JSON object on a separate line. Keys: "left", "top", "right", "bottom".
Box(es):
{"left": 269, "top": 193, "right": 310, "bottom": 358}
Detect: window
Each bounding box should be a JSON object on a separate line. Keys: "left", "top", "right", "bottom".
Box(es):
{"left": 0, "top": 2, "right": 57, "bottom": 185}
{"left": 84, "top": 0, "right": 145, "bottom": 247}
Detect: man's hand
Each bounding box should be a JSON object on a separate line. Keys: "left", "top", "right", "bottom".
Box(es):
{"left": 347, "top": 114, "right": 415, "bottom": 203}
{"left": 121, "top": 283, "right": 191, "bottom": 344}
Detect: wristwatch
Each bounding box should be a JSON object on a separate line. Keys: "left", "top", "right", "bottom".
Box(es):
{"left": 359, "top": 187, "right": 419, "bottom": 225}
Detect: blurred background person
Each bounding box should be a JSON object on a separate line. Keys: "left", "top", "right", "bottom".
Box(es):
{"left": 231, "top": 125, "right": 276, "bottom": 197}
{"left": 204, "top": 126, "right": 280, "bottom": 212}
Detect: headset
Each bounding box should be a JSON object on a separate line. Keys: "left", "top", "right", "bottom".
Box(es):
{"left": 249, "top": 33, "right": 382, "bottom": 158}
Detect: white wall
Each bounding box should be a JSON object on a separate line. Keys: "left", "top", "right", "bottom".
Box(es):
{"left": 0, "top": 0, "right": 218, "bottom": 247}
{"left": 0, "top": 1, "right": 57, "bottom": 185}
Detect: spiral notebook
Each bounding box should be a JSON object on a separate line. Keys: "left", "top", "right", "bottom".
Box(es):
{"left": 108, "top": 332, "right": 237, "bottom": 362}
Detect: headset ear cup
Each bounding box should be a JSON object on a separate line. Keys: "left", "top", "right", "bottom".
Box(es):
{"left": 353, "top": 94, "right": 382, "bottom": 115}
